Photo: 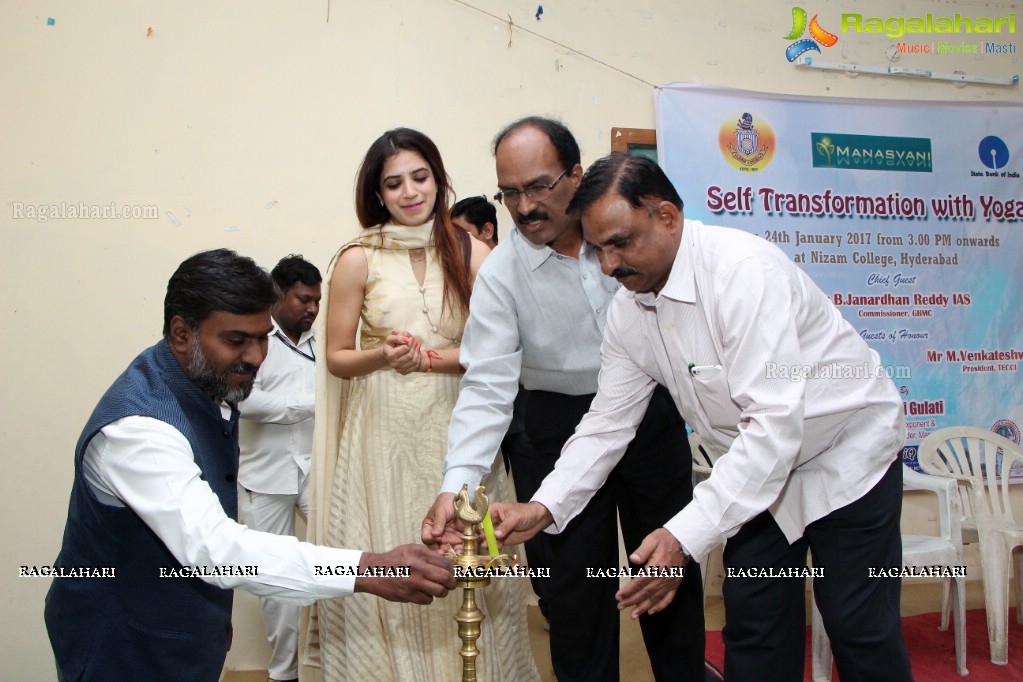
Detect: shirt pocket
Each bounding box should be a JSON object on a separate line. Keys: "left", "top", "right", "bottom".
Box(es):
{"left": 690, "top": 369, "right": 739, "bottom": 430}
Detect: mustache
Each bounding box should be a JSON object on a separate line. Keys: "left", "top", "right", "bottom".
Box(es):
{"left": 516, "top": 210, "right": 549, "bottom": 223}
{"left": 611, "top": 267, "right": 639, "bottom": 279}
{"left": 229, "top": 362, "right": 260, "bottom": 375}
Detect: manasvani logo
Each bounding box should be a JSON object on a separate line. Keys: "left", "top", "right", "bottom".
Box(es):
{"left": 719, "top": 112, "right": 776, "bottom": 172}
{"left": 783, "top": 7, "right": 838, "bottom": 62}
{"left": 812, "top": 133, "right": 933, "bottom": 173}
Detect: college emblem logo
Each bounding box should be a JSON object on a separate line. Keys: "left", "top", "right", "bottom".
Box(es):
{"left": 719, "top": 112, "right": 776, "bottom": 172}
{"left": 993, "top": 419, "right": 1020, "bottom": 445}
{"left": 783, "top": 7, "right": 838, "bottom": 62}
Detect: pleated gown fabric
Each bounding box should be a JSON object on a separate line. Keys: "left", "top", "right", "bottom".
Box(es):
{"left": 317, "top": 244, "right": 539, "bottom": 682}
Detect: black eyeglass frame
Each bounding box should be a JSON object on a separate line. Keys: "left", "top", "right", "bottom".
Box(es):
{"left": 493, "top": 168, "right": 571, "bottom": 206}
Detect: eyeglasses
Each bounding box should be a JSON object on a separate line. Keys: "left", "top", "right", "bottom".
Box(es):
{"left": 493, "top": 168, "right": 570, "bottom": 206}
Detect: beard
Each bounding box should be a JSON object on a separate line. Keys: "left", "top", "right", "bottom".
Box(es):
{"left": 186, "top": 334, "right": 258, "bottom": 403}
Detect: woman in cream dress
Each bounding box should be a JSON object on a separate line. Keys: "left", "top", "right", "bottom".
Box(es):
{"left": 311, "top": 128, "right": 539, "bottom": 682}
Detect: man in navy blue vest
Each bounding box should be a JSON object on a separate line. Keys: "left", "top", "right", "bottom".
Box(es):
{"left": 45, "top": 249, "right": 456, "bottom": 682}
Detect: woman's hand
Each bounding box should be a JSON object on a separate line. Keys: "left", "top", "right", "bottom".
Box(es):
{"left": 382, "top": 330, "right": 423, "bottom": 375}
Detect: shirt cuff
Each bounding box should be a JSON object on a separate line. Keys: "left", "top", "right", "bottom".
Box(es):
{"left": 663, "top": 503, "right": 723, "bottom": 562}
{"left": 440, "top": 466, "right": 487, "bottom": 496}
{"left": 532, "top": 484, "right": 568, "bottom": 534}
{"left": 317, "top": 548, "right": 363, "bottom": 596}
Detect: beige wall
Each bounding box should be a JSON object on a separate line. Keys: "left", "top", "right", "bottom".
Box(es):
{"left": 1, "top": 0, "right": 1019, "bottom": 676}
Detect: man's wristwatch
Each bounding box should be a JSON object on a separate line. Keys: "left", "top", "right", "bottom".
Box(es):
{"left": 679, "top": 542, "right": 692, "bottom": 564}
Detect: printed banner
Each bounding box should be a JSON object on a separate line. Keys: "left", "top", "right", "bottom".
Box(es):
{"left": 655, "top": 84, "right": 1023, "bottom": 469}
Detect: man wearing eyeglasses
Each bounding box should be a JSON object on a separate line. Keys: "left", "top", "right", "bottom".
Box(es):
{"left": 423, "top": 117, "right": 704, "bottom": 681}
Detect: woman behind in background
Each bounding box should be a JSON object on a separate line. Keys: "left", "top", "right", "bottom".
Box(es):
{"left": 311, "top": 128, "right": 539, "bottom": 682}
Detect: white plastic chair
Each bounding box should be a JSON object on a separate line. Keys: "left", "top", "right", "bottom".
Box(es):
{"left": 918, "top": 426, "right": 1023, "bottom": 665}
{"left": 689, "top": 431, "right": 715, "bottom": 485}
{"left": 810, "top": 464, "right": 968, "bottom": 679}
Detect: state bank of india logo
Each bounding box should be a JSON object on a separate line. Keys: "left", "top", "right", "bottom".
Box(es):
{"left": 783, "top": 7, "right": 838, "bottom": 62}
{"left": 718, "top": 112, "right": 776, "bottom": 172}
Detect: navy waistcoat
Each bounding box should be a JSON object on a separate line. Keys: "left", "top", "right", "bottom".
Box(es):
{"left": 45, "top": 341, "right": 240, "bottom": 681}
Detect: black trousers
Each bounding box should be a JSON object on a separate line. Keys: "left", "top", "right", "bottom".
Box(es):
{"left": 515, "top": 385, "right": 705, "bottom": 682}
{"left": 502, "top": 387, "right": 552, "bottom": 614}
{"left": 722, "top": 458, "right": 913, "bottom": 682}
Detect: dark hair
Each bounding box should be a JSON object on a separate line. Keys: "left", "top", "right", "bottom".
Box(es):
{"left": 163, "top": 248, "right": 279, "bottom": 337}
{"left": 354, "top": 128, "right": 471, "bottom": 315}
{"left": 567, "top": 154, "right": 685, "bottom": 217}
{"left": 451, "top": 196, "right": 499, "bottom": 245}
{"left": 271, "top": 254, "right": 322, "bottom": 291}
{"left": 491, "top": 116, "right": 581, "bottom": 170}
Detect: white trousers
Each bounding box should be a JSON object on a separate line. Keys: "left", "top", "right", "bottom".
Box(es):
{"left": 238, "top": 475, "right": 310, "bottom": 680}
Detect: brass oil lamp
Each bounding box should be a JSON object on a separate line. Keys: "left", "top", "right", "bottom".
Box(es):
{"left": 445, "top": 484, "right": 516, "bottom": 682}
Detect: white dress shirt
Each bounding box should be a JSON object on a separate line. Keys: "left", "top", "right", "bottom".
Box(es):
{"left": 534, "top": 220, "right": 903, "bottom": 560}
{"left": 441, "top": 226, "right": 620, "bottom": 494}
{"left": 238, "top": 321, "right": 316, "bottom": 494}
{"left": 83, "top": 414, "right": 362, "bottom": 603}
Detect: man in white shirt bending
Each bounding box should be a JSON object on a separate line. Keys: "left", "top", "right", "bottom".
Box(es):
{"left": 238, "top": 254, "right": 321, "bottom": 682}
{"left": 489, "top": 155, "right": 914, "bottom": 682}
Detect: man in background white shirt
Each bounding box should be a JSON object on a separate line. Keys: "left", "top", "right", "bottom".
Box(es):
{"left": 451, "top": 195, "right": 500, "bottom": 249}
{"left": 490, "top": 155, "right": 914, "bottom": 682}
{"left": 238, "top": 254, "right": 321, "bottom": 682}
